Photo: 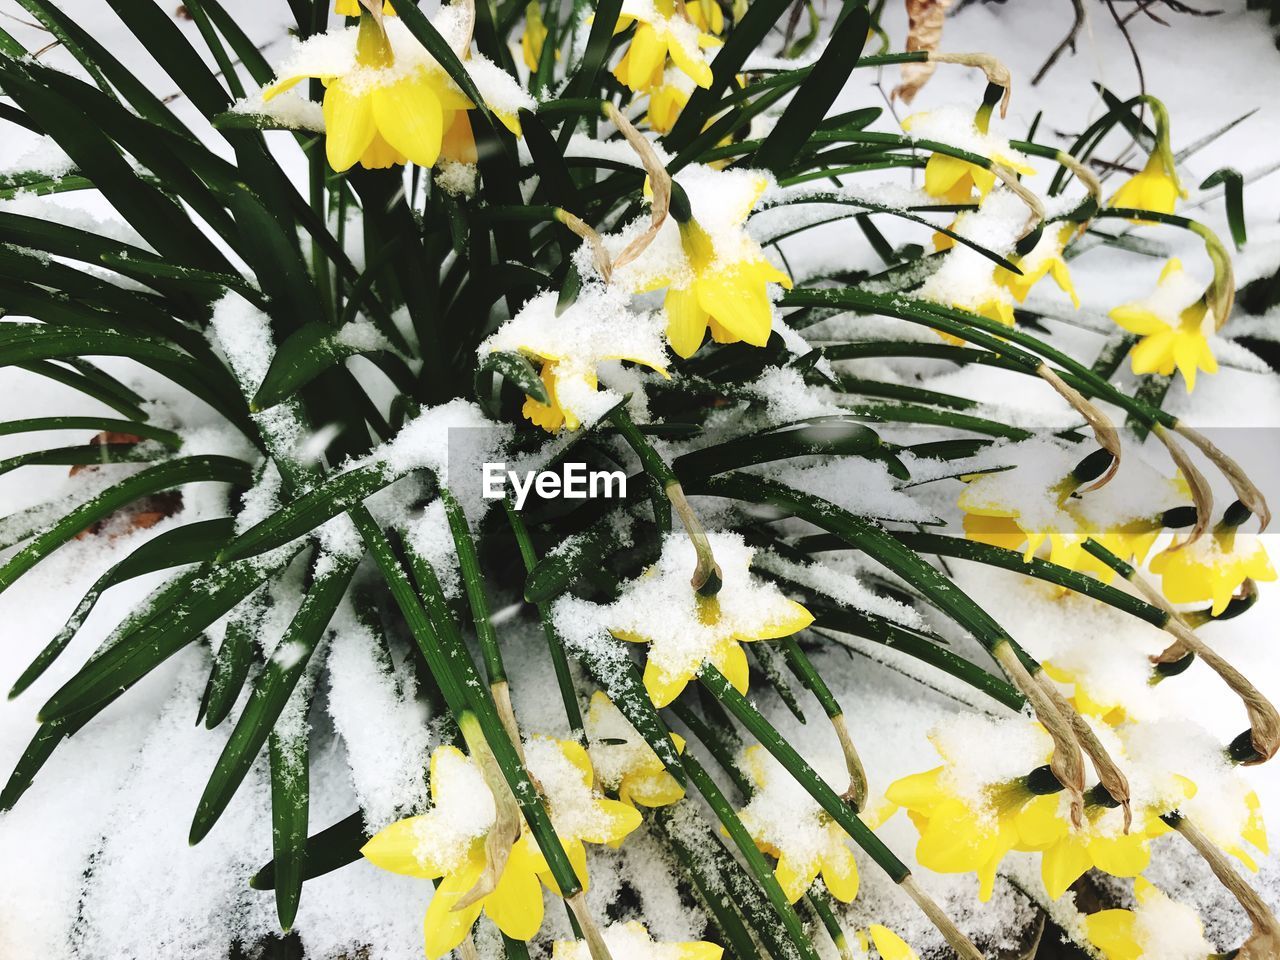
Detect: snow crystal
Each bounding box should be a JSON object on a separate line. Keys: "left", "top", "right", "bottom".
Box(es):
{"left": 524, "top": 735, "right": 609, "bottom": 840}
{"left": 755, "top": 549, "right": 924, "bottom": 627}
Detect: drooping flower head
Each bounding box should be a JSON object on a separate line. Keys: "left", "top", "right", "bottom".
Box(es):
{"left": 1149, "top": 511, "right": 1276, "bottom": 615}
{"left": 996, "top": 222, "right": 1081, "bottom": 308}
{"left": 1110, "top": 259, "right": 1221, "bottom": 393}
{"left": 520, "top": 0, "right": 558, "bottom": 72}
{"left": 263, "top": 9, "right": 530, "bottom": 172}
{"left": 885, "top": 720, "right": 1061, "bottom": 902}
{"left": 361, "top": 736, "right": 640, "bottom": 958}
{"left": 478, "top": 283, "right": 670, "bottom": 432}
{"left": 1084, "top": 878, "right": 1214, "bottom": 960}
{"left": 586, "top": 691, "right": 686, "bottom": 808}
{"left": 1108, "top": 151, "right": 1186, "bottom": 220}
{"left": 618, "top": 166, "right": 791, "bottom": 359}
{"left": 901, "top": 101, "right": 1035, "bottom": 205}
{"left": 603, "top": 531, "right": 813, "bottom": 706}
{"left": 958, "top": 438, "right": 1185, "bottom": 581}
{"left": 737, "top": 746, "right": 860, "bottom": 903}
{"left": 1107, "top": 95, "right": 1186, "bottom": 220}
{"left": 552, "top": 920, "right": 723, "bottom": 959}
{"left": 612, "top": 0, "right": 721, "bottom": 92}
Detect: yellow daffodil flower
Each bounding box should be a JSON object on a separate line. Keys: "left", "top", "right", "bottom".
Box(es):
{"left": 1015, "top": 781, "right": 1193, "bottom": 900}
{"left": 604, "top": 531, "right": 813, "bottom": 706}
{"left": 520, "top": 0, "right": 559, "bottom": 72}
{"left": 1108, "top": 151, "right": 1186, "bottom": 220}
{"left": 1110, "top": 259, "right": 1219, "bottom": 392}
{"left": 885, "top": 763, "right": 1047, "bottom": 902}
{"left": 360, "top": 743, "right": 543, "bottom": 958}
{"left": 335, "top": 0, "right": 395, "bottom": 14}
{"left": 1042, "top": 661, "right": 1129, "bottom": 726}
{"left": 586, "top": 691, "right": 686, "bottom": 808}
{"left": 901, "top": 107, "right": 1036, "bottom": 202}
{"left": 686, "top": 0, "right": 725, "bottom": 35}
{"left": 1149, "top": 526, "right": 1276, "bottom": 615}
{"left": 552, "top": 920, "right": 723, "bottom": 959}
{"left": 263, "top": 13, "right": 527, "bottom": 172}
{"left": 957, "top": 441, "right": 1183, "bottom": 582}
{"left": 1198, "top": 788, "right": 1269, "bottom": 872}
{"left": 996, "top": 223, "right": 1080, "bottom": 308}
{"left": 612, "top": 0, "right": 721, "bottom": 92}
{"left": 737, "top": 746, "right": 860, "bottom": 903}
{"left": 479, "top": 284, "right": 670, "bottom": 433}
{"left": 868, "top": 924, "right": 920, "bottom": 960}
{"left": 362, "top": 737, "right": 640, "bottom": 958}
{"left": 630, "top": 171, "right": 790, "bottom": 358}
{"left": 646, "top": 72, "right": 695, "bottom": 133}
{"left": 1084, "top": 877, "right": 1213, "bottom": 960}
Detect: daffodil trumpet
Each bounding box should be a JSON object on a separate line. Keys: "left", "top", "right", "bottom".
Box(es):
{"left": 1106, "top": 94, "right": 1186, "bottom": 220}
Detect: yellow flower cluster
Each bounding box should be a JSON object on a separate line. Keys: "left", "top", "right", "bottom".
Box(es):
{"left": 886, "top": 724, "right": 1267, "bottom": 906}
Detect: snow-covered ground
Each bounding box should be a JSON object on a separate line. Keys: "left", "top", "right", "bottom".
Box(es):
{"left": 1, "top": 0, "right": 1279, "bottom": 957}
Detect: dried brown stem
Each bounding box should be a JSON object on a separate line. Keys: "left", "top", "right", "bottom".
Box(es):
{"left": 568, "top": 892, "right": 616, "bottom": 960}
{"left": 1129, "top": 575, "right": 1280, "bottom": 763}
{"left": 1173, "top": 817, "right": 1280, "bottom": 955}
{"left": 1036, "top": 675, "right": 1132, "bottom": 831}
{"left": 993, "top": 642, "right": 1085, "bottom": 826}
{"left": 831, "top": 713, "right": 869, "bottom": 812}
{"left": 1037, "top": 364, "right": 1121, "bottom": 491}
{"left": 603, "top": 102, "right": 671, "bottom": 274}
{"left": 1172, "top": 421, "right": 1270, "bottom": 532}
{"left": 930, "top": 52, "right": 1012, "bottom": 117}
{"left": 1153, "top": 424, "right": 1214, "bottom": 543}
{"left": 900, "top": 875, "right": 987, "bottom": 960}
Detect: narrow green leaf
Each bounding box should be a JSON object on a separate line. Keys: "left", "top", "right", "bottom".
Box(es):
{"left": 751, "top": 3, "right": 870, "bottom": 174}
{"left": 475, "top": 350, "right": 549, "bottom": 406}
{"left": 0, "top": 456, "right": 250, "bottom": 598}
{"left": 9, "top": 518, "right": 234, "bottom": 699}
{"left": 37, "top": 546, "right": 304, "bottom": 722}
{"left": 269, "top": 722, "right": 310, "bottom": 931}
{"left": 250, "top": 811, "right": 367, "bottom": 889}
{"left": 191, "top": 552, "right": 357, "bottom": 844}
{"left": 216, "top": 463, "right": 403, "bottom": 564}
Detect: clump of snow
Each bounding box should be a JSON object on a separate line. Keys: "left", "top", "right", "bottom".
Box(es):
{"left": 230, "top": 87, "right": 324, "bottom": 131}
{"left": 558, "top": 531, "right": 809, "bottom": 686}
{"left": 929, "top": 716, "right": 1052, "bottom": 808}
{"left": 902, "top": 104, "right": 1031, "bottom": 170}
{"left": 326, "top": 606, "right": 433, "bottom": 829}
{"left": 434, "top": 160, "right": 477, "bottom": 196}
{"left": 755, "top": 549, "right": 924, "bottom": 627}
{"left": 1, "top": 135, "right": 76, "bottom": 179}
{"left": 262, "top": 20, "right": 532, "bottom": 115}
{"left": 405, "top": 498, "right": 462, "bottom": 599}
{"left": 207, "top": 292, "right": 276, "bottom": 396}
{"left": 405, "top": 746, "right": 497, "bottom": 871}
{"left": 524, "top": 736, "right": 610, "bottom": 840}
{"left": 744, "top": 366, "right": 845, "bottom": 422}
{"left": 479, "top": 282, "right": 669, "bottom": 430}
{"left": 551, "top": 920, "right": 717, "bottom": 959}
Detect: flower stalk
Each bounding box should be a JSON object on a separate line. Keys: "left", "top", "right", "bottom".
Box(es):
{"left": 1036, "top": 363, "right": 1121, "bottom": 491}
